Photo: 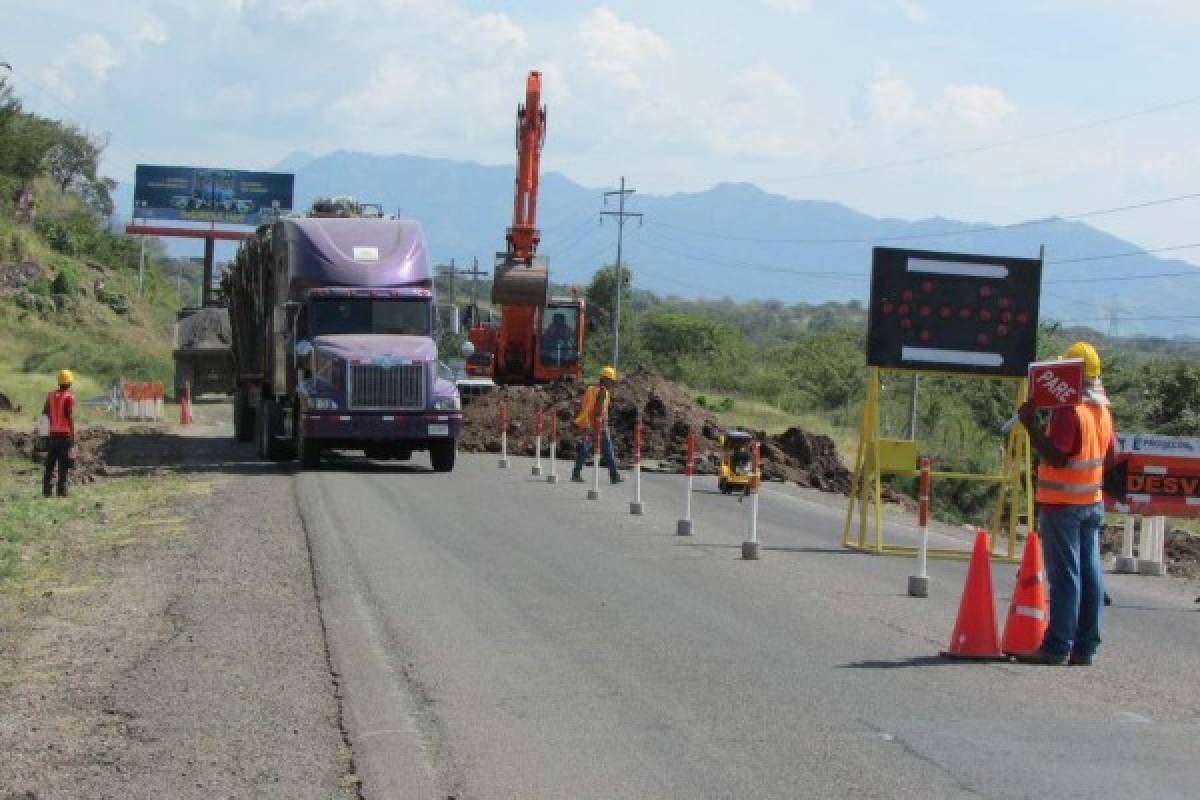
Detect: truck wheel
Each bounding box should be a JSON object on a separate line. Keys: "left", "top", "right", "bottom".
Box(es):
{"left": 430, "top": 441, "right": 456, "bottom": 473}
{"left": 296, "top": 418, "right": 322, "bottom": 469}
{"left": 257, "top": 397, "right": 289, "bottom": 462}
{"left": 233, "top": 389, "right": 255, "bottom": 443}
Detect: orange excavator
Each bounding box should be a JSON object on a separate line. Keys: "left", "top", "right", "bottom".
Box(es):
{"left": 466, "top": 70, "right": 586, "bottom": 385}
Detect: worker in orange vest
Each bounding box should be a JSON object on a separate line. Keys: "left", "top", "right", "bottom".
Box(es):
{"left": 1015, "top": 342, "right": 1115, "bottom": 666}
{"left": 42, "top": 369, "right": 77, "bottom": 498}
{"left": 571, "top": 366, "right": 622, "bottom": 484}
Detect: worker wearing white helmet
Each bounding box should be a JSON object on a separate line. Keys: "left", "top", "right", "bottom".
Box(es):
{"left": 42, "top": 368, "right": 77, "bottom": 498}
{"left": 571, "top": 366, "right": 622, "bottom": 485}
{"left": 1015, "top": 341, "right": 1115, "bottom": 666}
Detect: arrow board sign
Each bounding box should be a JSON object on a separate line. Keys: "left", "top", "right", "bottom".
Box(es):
{"left": 866, "top": 247, "right": 1042, "bottom": 377}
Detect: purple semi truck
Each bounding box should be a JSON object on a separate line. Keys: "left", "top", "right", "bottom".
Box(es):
{"left": 225, "top": 210, "right": 462, "bottom": 470}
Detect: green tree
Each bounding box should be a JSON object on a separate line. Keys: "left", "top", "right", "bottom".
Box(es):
{"left": 638, "top": 310, "right": 739, "bottom": 380}
{"left": 1140, "top": 360, "right": 1200, "bottom": 436}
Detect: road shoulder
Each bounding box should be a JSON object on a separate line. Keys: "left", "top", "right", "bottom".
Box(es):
{"left": 0, "top": 434, "right": 358, "bottom": 798}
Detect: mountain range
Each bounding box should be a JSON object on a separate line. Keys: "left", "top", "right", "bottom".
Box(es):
{"left": 115, "top": 150, "right": 1200, "bottom": 338}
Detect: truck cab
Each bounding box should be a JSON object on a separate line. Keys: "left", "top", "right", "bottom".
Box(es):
{"left": 228, "top": 213, "right": 462, "bottom": 470}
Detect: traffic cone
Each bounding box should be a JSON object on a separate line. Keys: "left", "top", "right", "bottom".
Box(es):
{"left": 180, "top": 382, "right": 194, "bottom": 425}
{"left": 1001, "top": 530, "right": 1049, "bottom": 656}
{"left": 940, "top": 530, "right": 1005, "bottom": 661}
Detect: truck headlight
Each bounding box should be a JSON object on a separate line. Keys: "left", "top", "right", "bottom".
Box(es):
{"left": 308, "top": 396, "right": 338, "bottom": 411}
{"left": 433, "top": 395, "right": 461, "bottom": 411}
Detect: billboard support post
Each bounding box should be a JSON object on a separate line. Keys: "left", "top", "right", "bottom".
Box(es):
{"left": 202, "top": 235, "right": 215, "bottom": 307}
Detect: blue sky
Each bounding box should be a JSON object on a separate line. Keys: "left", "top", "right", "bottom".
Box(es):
{"left": 3, "top": 0, "right": 1199, "bottom": 252}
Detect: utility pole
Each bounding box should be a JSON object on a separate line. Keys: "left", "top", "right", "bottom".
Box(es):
{"left": 436, "top": 259, "right": 489, "bottom": 332}
{"left": 601, "top": 176, "right": 643, "bottom": 371}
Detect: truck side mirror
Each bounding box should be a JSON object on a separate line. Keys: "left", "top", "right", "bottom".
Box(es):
{"left": 295, "top": 340, "right": 314, "bottom": 358}
{"left": 461, "top": 341, "right": 475, "bottom": 358}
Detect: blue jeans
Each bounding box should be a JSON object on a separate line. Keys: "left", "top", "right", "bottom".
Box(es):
{"left": 573, "top": 429, "right": 619, "bottom": 482}
{"left": 1038, "top": 502, "right": 1106, "bottom": 658}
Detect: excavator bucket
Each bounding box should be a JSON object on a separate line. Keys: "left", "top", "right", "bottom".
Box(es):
{"left": 492, "top": 253, "right": 549, "bottom": 307}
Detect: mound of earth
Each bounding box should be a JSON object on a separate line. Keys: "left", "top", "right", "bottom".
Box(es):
{"left": 0, "top": 391, "right": 16, "bottom": 411}
{"left": 0, "top": 427, "right": 111, "bottom": 485}
{"left": 460, "top": 367, "right": 852, "bottom": 494}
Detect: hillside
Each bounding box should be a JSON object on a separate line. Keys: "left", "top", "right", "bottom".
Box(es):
{"left": 0, "top": 211, "right": 176, "bottom": 429}
{"left": 208, "top": 149, "right": 1196, "bottom": 338}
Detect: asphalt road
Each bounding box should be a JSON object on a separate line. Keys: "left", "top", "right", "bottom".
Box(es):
{"left": 298, "top": 453, "right": 1200, "bottom": 800}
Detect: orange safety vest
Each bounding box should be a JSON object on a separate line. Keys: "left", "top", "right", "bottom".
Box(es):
{"left": 1036, "top": 403, "right": 1113, "bottom": 505}
{"left": 46, "top": 389, "right": 74, "bottom": 436}
{"left": 573, "top": 384, "right": 609, "bottom": 431}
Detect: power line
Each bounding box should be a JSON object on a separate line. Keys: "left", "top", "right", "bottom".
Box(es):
{"left": 1046, "top": 269, "right": 1200, "bottom": 284}
{"left": 1045, "top": 242, "right": 1200, "bottom": 265}
{"left": 642, "top": 190, "right": 1200, "bottom": 245}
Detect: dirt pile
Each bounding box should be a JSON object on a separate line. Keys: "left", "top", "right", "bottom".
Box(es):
{"left": 460, "top": 367, "right": 852, "bottom": 493}
{"left": 0, "top": 391, "right": 17, "bottom": 411}
{"left": 0, "top": 427, "right": 112, "bottom": 484}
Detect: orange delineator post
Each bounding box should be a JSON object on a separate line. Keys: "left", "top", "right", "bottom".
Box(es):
{"left": 630, "top": 417, "right": 644, "bottom": 515}
{"left": 1001, "top": 530, "right": 1049, "bottom": 655}
{"left": 677, "top": 429, "right": 696, "bottom": 536}
{"left": 908, "top": 457, "right": 933, "bottom": 597}
{"left": 742, "top": 440, "right": 762, "bottom": 559}
{"left": 546, "top": 411, "right": 559, "bottom": 483}
{"left": 532, "top": 407, "right": 544, "bottom": 476}
{"left": 498, "top": 399, "right": 510, "bottom": 468}
{"left": 940, "top": 530, "right": 1006, "bottom": 660}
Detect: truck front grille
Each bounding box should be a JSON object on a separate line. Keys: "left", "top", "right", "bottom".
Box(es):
{"left": 349, "top": 364, "right": 424, "bottom": 410}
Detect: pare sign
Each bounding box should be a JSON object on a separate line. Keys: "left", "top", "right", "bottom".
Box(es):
{"left": 1028, "top": 358, "right": 1084, "bottom": 410}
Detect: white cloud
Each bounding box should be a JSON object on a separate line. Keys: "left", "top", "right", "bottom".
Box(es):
{"left": 866, "top": 73, "right": 1014, "bottom": 131}
{"left": 898, "top": 1, "right": 928, "bottom": 21}
{"left": 575, "top": 8, "right": 669, "bottom": 92}
{"left": 868, "top": 76, "right": 918, "bottom": 128}
{"left": 130, "top": 16, "right": 169, "bottom": 47}
{"left": 763, "top": 0, "right": 813, "bottom": 14}
{"left": 74, "top": 34, "right": 121, "bottom": 82}
{"left": 456, "top": 12, "right": 527, "bottom": 50}
{"left": 938, "top": 84, "right": 1016, "bottom": 128}
{"left": 40, "top": 32, "right": 122, "bottom": 99}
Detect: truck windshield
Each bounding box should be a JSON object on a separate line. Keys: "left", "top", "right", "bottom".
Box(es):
{"left": 310, "top": 298, "right": 430, "bottom": 337}
{"left": 539, "top": 305, "right": 580, "bottom": 368}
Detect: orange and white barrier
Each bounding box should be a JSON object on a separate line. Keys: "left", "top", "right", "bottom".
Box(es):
{"left": 908, "top": 457, "right": 932, "bottom": 597}
{"left": 742, "top": 440, "right": 762, "bottom": 559}
{"left": 498, "top": 400, "right": 510, "bottom": 469}
{"left": 677, "top": 429, "right": 696, "bottom": 536}
{"left": 630, "top": 417, "right": 644, "bottom": 515}
{"left": 118, "top": 381, "right": 166, "bottom": 421}
{"left": 532, "top": 407, "right": 544, "bottom": 477}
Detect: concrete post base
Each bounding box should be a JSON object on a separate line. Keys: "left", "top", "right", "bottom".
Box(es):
{"left": 741, "top": 541, "right": 760, "bottom": 560}
{"left": 630, "top": 501, "right": 644, "bottom": 515}
{"left": 907, "top": 575, "right": 930, "bottom": 598}
{"left": 532, "top": 465, "right": 542, "bottom": 476}
{"left": 1137, "top": 560, "right": 1166, "bottom": 576}
{"left": 676, "top": 519, "right": 693, "bottom": 536}
{"left": 546, "top": 474, "right": 559, "bottom": 484}
{"left": 587, "top": 489, "right": 600, "bottom": 501}
{"left": 498, "top": 458, "right": 510, "bottom": 469}
{"left": 1113, "top": 556, "right": 1137, "bottom": 574}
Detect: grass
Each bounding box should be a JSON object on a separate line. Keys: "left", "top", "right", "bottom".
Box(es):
{"left": 0, "top": 457, "right": 208, "bottom": 593}
{"left": 687, "top": 386, "right": 861, "bottom": 463}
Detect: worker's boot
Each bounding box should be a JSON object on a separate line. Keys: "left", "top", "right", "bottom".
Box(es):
{"left": 570, "top": 472, "right": 584, "bottom": 483}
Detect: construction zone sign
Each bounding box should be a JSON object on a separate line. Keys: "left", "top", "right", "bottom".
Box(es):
{"left": 1104, "top": 433, "right": 1200, "bottom": 517}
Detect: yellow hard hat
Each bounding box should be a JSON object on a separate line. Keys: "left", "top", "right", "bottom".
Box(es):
{"left": 56, "top": 368, "right": 74, "bottom": 386}
{"left": 1062, "top": 341, "right": 1101, "bottom": 378}
{"left": 599, "top": 366, "right": 617, "bottom": 382}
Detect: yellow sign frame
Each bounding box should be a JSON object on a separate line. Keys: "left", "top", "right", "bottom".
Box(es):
{"left": 842, "top": 367, "right": 1032, "bottom": 562}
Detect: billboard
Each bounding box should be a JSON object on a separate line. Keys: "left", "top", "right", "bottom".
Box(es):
{"left": 866, "top": 247, "right": 1042, "bottom": 377}
{"left": 133, "top": 165, "right": 294, "bottom": 225}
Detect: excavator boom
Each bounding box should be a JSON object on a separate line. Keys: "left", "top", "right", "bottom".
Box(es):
{"left": 493, "top": 70, "right": 550, "bottom": 308}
